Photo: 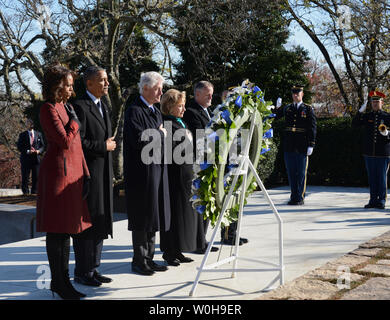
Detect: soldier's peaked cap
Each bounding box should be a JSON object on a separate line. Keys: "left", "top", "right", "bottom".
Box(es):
{"left": 369, "top": 90, "right": 386, "bottom": 99}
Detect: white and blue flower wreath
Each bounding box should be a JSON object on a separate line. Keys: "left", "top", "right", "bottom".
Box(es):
{"left": 190, "top": 80, "right": 276, "bottom": 227}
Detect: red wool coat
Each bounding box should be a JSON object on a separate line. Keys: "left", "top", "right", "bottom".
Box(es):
{"left": 36, "top": 102, "right": 92, "bottom": 234}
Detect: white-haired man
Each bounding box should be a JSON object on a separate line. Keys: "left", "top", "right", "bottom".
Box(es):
{"left": 123, "top": 71, "right": 171, "bottom": 276}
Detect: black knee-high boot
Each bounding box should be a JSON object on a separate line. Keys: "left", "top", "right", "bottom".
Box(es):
{"left": 61, "top": 237, "right": 86, "bottom": 298}
{"left": 46, "top": 233, "right": 80, "bottom": 300}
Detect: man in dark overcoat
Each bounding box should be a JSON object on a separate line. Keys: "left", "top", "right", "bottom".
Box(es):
{"left": 72, "top": 66, "right": 116, "bottom": 286}
{"left": 17, "top": 119, "right": 45, "bottom": 195}
{"left": 183, "top": 80, "right": 220, "bottom": 254}
{"left": 273, "top": 84, "right": 317, "bottom": 205}
{"left": 123, "top": 71, "right": 171, "bottom": 276}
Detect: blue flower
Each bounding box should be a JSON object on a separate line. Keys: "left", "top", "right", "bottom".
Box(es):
{"left": 200, "top": 162, "right": 211, "bottom": 170}
{"left": 261, "top": 147, "right": 270, "bottom": 155}
{"left": 196, "top": 205, "right": 206, "bottom": 214}
{"left": 193, "top": 178, "right": 201, "bottom": 189}
{"left": 191, "top": 195, "right": 199, "bottom": 201}
{"left": 252, "top": 86, "right": 261, "bottom": 94}
{"left": 263, "top": 128, "right": 273, "bottom": 139}
{"left": 221, "top": 109, "right": 232, "bottom": 125}
{"left": 235, "top": 96, "right": 242, "bottom": 107}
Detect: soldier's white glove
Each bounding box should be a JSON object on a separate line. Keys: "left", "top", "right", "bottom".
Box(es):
{"left": 307, "top": 147, "right": 313, "bottom": 156}
{"left": 276, "top": 97, "right": 282, "bottom": 108}
{"left": 380, "top": 129, "right": 389, "bottom": 136}
{"left": 359, "top": 101, "right": 367, "bottom": 113}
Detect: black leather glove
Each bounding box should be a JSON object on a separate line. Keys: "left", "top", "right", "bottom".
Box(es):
{"left": 82, "top": 176, "right": 90, "bottom": 200}
{"left": 65, "top": 103, "right": 79, "bottom": 121}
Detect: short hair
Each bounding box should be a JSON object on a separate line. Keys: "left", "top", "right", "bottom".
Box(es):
{"left": 194, "top": 81, "right": 214, "bottom": 96}
{"left": 41, "top": 64, "right": 77, "bottom": 103}
{"left": 138, "top": 71, "right": 164, "bottom": 94}
{"left": 83, "top": 65, "right": 106, "bottom": 87}
{"left": 161, "top": 89, "right": 186, "bottom": 116}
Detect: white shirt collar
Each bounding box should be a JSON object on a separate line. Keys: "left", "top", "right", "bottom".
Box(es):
{"left": 295, "top": 101, "right": 303, "bottom": 108}
{"left": 140, "top": 95, "right": 155, "bottom": 111}
{"left": 86, "top": 90, "right": 100, "bottom": 105}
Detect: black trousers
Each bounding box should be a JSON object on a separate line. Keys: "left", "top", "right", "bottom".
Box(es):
{"left": 21, "top": 160, "right": 39, "bottom": 194}
{"left": 196, "top": 216, "right": 209, "bottom": 251}
{"left": 73, "top": 238, "right": 103, "bottom": 278}
{"left": 220, "top": 221, "right": 238, "bottom": 240}
{"left": 132, "top": 231, "right": 156, "bottom": 267}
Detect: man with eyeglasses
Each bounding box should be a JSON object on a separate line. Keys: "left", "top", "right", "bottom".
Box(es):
{"left": 353, "top": 90, "right": 390, "bottom": 209}
{"left": 273, "top": 84, "right": 317, "bottom": 205}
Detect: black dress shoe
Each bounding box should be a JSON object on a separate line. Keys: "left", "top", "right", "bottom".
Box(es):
{"left": 176, "top": 253, "right": 193, "bottom": 263}
{"left": 222, "top": 238, "right": 244, "bottom": 246}
{"left": 165, "top": 258, "right": 181, "bottom": 266}
{"left": 288, "top": 200, "right": 304, "bottom": 205}
{"left": 375, "top": 204, "right": 385, "bottom": 209}
{"left": 93, "top": 271, "right": 113, "bottom": 283}
{"left": 240, "top": 237, "right": 249, "bottom": 244}
{"left": 147, "top": 261, "right": 168, "bottom": 272}
{"left": 74, "top": 275, "right": 102, "bottom": 287}
{"left": 132, "top": 263, "right": 155, "bottom": 276}
{"left": 162, "top": 254, "right": 180, "bottom": 266}
{"left": 364, "top": 203, "right": 376, "bottom": 208}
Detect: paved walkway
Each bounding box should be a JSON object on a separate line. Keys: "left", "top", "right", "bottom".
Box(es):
{"left": 0, "top": 186, "right": 389, "bottom": 300}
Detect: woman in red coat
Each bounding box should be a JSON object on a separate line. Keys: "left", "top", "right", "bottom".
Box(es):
{"left": 36, "top": 64, "right": 92, "bottom": 299}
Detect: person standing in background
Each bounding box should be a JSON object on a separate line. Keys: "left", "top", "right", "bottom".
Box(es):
{"left": 352, "top": 90, "right": 390, "bottom": 209}
{"left": 17, "top": 118, "right": 45, "bottom": 195}
{"left": 272, "top": 85, "right": 317, "bottom": 205}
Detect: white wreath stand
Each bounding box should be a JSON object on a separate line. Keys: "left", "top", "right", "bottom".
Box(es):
{"left": 189, "top": 112, "right": 284, "bottom": 297}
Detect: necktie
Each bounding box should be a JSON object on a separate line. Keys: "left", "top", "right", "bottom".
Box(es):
{"left": 204, "top": 108, "right": 210, "bottom": 120}
{"left": 30, "top": 131, "right": 34, "bottom": 145}
{"left": 97, "top": 101, "right": 103, "bottom": 117}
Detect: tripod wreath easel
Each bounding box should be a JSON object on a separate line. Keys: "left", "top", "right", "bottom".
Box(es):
{"left": 189, "top": 110, "right": 284, "bottom": 297}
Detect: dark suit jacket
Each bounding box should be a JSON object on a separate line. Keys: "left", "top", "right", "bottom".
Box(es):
{"left": 17, "top": 130, "right": 45, "bottom": 165}
{"left": 183, "top": 99, "right": 211, "bottom": 143}
{"left": 73, "top": 94, "right": 113, "bottom": 239}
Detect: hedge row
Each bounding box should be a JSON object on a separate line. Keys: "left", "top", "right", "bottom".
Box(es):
{"left": 257, "top": 117, "right": 369, "bottom": 188}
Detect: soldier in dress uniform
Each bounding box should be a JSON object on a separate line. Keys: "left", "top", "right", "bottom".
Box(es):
{"left": 273, "top": 85, "right": 317, "bottom": 205}
{"left": 352, "top": 90, "right": 390, "bottom": 209}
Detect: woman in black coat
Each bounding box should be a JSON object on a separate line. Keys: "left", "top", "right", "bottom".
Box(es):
{"left": 160, "top": 89, "right": 197, "bottom": 266}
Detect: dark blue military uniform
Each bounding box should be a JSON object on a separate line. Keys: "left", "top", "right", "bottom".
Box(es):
{"left": 274, "top": 102, "right": 317, "bottom": 204}
{"left": 353, "top": 109, "right": 390, "bottom": 208}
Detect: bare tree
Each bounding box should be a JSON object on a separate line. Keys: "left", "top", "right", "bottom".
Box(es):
{"left": 284, "top": 0, "right": 390, "bottom": 113}
{"left": 0, "top": 0, "right": 191, "bottom": 179}
{"left": 1, "top": 0, "right": 287, "bottom": 180}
